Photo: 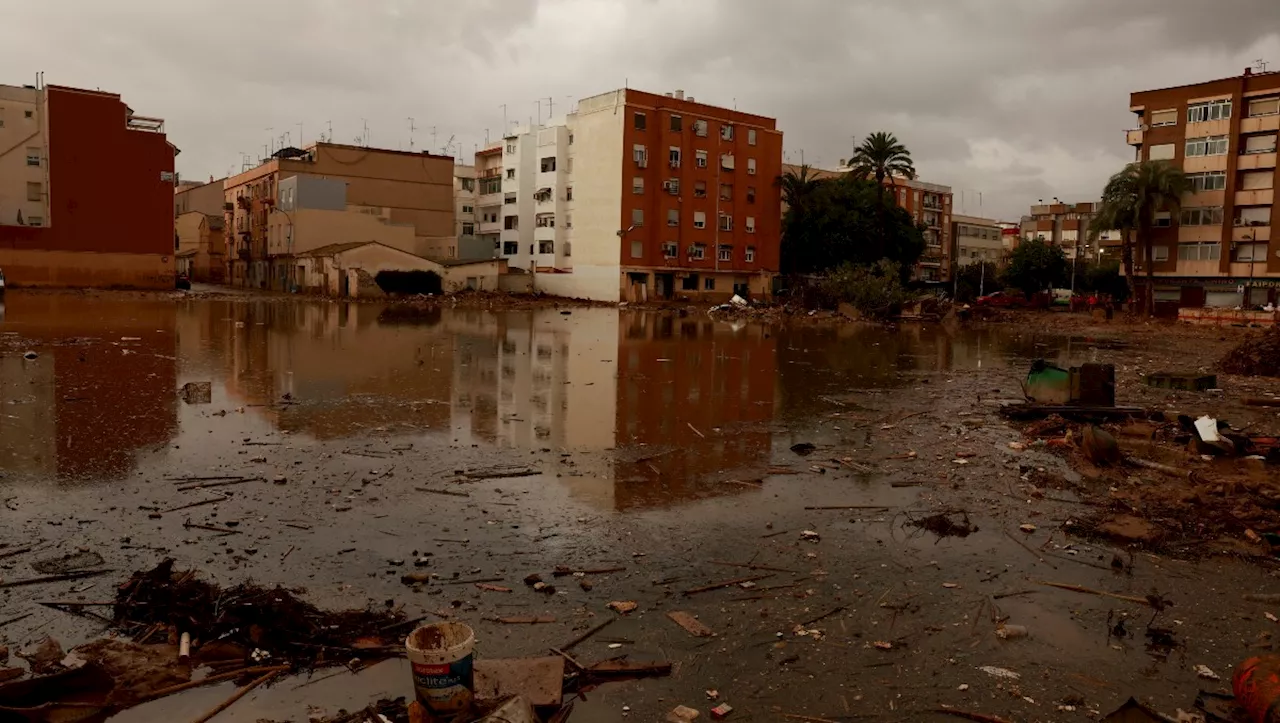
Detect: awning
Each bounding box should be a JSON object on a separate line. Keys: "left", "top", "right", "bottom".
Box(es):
{"left": 536, "top": 187, "right": 552, "bottom": 195}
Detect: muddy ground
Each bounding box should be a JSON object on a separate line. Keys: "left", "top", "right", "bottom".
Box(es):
{"left": 1, "top": 291, "right": 1279, "bottom": 722}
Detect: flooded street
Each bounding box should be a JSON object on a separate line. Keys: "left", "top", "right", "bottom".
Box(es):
{"left": 1, "top": 292, "right": 1273, "bottom": 722}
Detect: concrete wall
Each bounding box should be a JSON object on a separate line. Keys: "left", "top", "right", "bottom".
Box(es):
{"left": 299, "top": 242, "right": 438, "bottom": 296}
{"left": 439, "top": 260, "right": 507, "bottom": 292}
{"left": 499, "top": 272, "right": 534, "bottom": 293}
{"left": 279, "top": 175, "right": 346, "bottom": 211}
{"left": 0, "top": 248, "right": 172, "bottom": 287}
{"left": 174, "top": 180, "right": 225, "bottom": 217}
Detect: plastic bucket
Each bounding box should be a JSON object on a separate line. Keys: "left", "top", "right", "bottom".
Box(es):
{"left": 406, "top": 622, "right": 476, "bottom": 714}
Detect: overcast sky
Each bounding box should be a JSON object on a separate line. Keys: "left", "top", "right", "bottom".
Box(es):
{"left": 3, "top": 0, "right": 1278, "bottom": 220}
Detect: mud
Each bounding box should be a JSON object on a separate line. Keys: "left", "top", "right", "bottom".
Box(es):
{"left": 1, "top": 292, "right": 1278, "bottom": 722}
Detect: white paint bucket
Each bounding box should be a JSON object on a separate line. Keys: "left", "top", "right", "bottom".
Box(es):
{"left": 405, "top": 622, "right": 476, "bottom": 714}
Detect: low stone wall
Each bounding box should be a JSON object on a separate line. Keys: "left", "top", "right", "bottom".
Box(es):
{"left": 1178, "top": 307, "right": 1280, "bottom": 326}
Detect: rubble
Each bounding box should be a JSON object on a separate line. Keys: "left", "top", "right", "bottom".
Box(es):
{"left": 1220, "top": 326, "right": 1280, "bottom": 376}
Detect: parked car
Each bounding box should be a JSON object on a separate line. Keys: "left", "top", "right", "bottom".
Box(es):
{"left": 175, "top": 273, "right": 191, "bottom": 291}
{"left": 974, "top": 290, "right": 1023, "bottom": 308}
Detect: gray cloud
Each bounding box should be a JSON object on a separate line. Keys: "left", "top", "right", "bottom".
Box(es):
{"left": 3, "top": 0, "right": 1277, "bottom": 218}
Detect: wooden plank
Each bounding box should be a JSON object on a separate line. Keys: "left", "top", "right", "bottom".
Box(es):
{"left": 667, "top": 611, "right": 713, "bottom": 637}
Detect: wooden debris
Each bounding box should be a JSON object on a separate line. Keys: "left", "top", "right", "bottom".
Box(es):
{"left": 667, "top": 611, "right": 714, "bottom": 637}
{"left": 415, "top": 487, "right": 471, "bottom": 498}
{"left": 182, "top": 521, "right": 241, "bottom": 535}
{"left": 0, "top": 569, "right": 114, "bottom": 590}
{"left": 607, "top": 601, "right": 638, "bottom": 614}
{"left": 190, "top": 669, "right": 283, "bottom": 723}
{"left": 803, "top": 505, "right": 889, "bottom": 511}
{"left": 176, "top": 477, "right": 263, "bottom": 492}
{"left": 476, "top": 583, "right": 513, "bottom": 593}
{"left": 560, "top": 618, "right": 615, "bottom": 652}
{"left": 682, "top": 574, "right": 773, "bottom": 596}
{"left": 932, "top": 708, "right": 1014, "bottom": 723}
{"left": 462, "top": 467, "right": 539, "bottom": 480}
{"left": 552, "top": 566, "right": 625, "bottom": 577}
{"left": 1034, "top": 580, "right": 1153, "bottom": 606}
{"left": 487, "top": 616, "right": 556, "bottom": 624}
{"left": 709, "top": 560, "right": 796, "bottom": 573}
{"left": 160, "top": 496, "right": 228, "bottom": 514}
{"left": 586, "top": 659, "right": 673, "bottom": 678}
{"left": 1125, "top": 457, "right": 1191, "bottom": 478}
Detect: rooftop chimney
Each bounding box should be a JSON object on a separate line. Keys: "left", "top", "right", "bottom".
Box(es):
{"left": 1245, "top": 67, "right": 1253, "bottom": 76}
{"left": 674, "top": 90, "right": 685, "bottom": 100}
{"left": 687, "top": 96, "right": 695, "bottom": 102}
{"left": 665, "top": 92, "right": 673, "bottom": 97}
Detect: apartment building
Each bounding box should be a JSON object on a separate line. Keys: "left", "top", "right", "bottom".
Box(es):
{"left": 952, "top": 215, "right": 1003, "bottom": 267}
{"left": 0, "top": 82, "right": 175, "bottom": 288}
{"left": 223, "top": 143, "right": 454, "bottom": 290}
{"left": 779, "top": 163, "right": 954, "bottom": 282}
{"left": 453, "top": 164, "right": 492, "bottom": 260}
{"left": 1019, "top": 201, "right": 1119, "bottom": 259}
{"left": 482, "top": 89, "right": 783, "bottom": 302}
{"left": 1127, "top": 67, "right": 1280, "bottom": 306}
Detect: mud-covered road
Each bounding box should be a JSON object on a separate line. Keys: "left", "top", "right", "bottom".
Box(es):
{"left": 2, "top": 291, "right": 1278, "bottom": 722}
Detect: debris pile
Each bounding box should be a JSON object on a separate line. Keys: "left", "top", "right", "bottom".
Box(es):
{"left": 1220, "top": 326, "right": 1280, "bottom": 377}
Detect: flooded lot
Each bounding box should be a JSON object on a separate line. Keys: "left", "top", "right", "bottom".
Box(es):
{"left": 0, "top": 292, "right": 1272, "bottom": 722}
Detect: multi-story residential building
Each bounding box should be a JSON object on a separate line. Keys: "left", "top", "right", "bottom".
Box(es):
{"left": 1019, "top": 201, "right": 1108, "bottom": 258}
{"left": 779, "top": 163, "right": 954, "bottom": 282}
{"left": 474, "top": 145, "right": 504, "bottom": 262}
{"left": 951, "top": 215, "right": 1003, "bottom": 268}
{"left": 486, "top": 89, "right": 783, "bottom": 302}
{"left": 453, "top": 164, "right": 490, "bottom": 260}
{"left": 0, "top": 81, "right": 175, "bottom": 288}
{"left": 1127, "top": 67, "right": 1280, "bottom": 307}
{"left": 223, "top": 143, "right": 454, "bottom": 290}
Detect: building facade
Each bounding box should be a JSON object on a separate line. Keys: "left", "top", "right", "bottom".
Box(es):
{"left": 0, "top": 82, "right": 175, "bottom": 288}
{"left": 1019, "top": 201, "right": 1110, "bottom": 259}
{"left": 1127, "top": 68, "right": 1280, "bottom": 306}
{"left": 223, "top": 143, "right": 455, "bottom": 290}
{"left": 483, "top": 89, "right": 783, "bottom": 302}
{"left": 951, "top": 215, "right": 1003, "bottom": 267}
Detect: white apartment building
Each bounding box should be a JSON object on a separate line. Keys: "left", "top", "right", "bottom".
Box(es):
{"left": 452, "top": 164, "right": 478, "bottom": 259}
{"left": 495, "top": 123, "right": 573, "bottom": 273}
{"left": 475, "top": 146, "right": 503, "bottom": 261}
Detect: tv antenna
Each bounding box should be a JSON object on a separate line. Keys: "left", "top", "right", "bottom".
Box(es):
{"left": 441, "top": 134, "right": 455, "bottom": 156}
{"left": 1256, "top": 58, "right": 1270, "bottom": 73}
{"left": 408, "top": 117, "right": 417, "bottom": 151}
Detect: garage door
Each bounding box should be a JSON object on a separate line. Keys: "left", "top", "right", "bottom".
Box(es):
{"left": 1205, "top": 290, "right": 1242, "bottom": 308}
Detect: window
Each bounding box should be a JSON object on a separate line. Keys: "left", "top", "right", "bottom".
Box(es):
{"left": 462, "top": 205, "right": 474, "bottom": 214}
{"left": 1244, "top": 134, "right": 1278, "bottom": 154}
{"left": 683, "top": 275, "right": 699, "bottom": 290}
{"left": 25, "top": 148, "right": 39, "bottom": 167}
{"left": 506, "top": 143, "right": 516, "bottom": 154}
{"left": 745, "top": 246, "right": 755, "bottom": 263}
{"left": 567, "top": 158, "right": 573, "bottom": 172}
{"left": 632, "top": 208, "right": 644, "bottom": 226}
{"left": 1178, "top": 242, "right": 1221, "bottom": 261}
{"left": 670, "top": 115, "right": 683, "bottom": 132}
{"left": 719, "top": 183, "right": 733, "bottom": 201}
{"left": 537, "top": 240, "right": 554, "bottom": 254}
{"left": 1185, "top": 135, "right": 1229, "bottom": 157}
{"left": 1239, "top": 206, "right": 1271, "bottom": 225}
{"left": 1149, "top": 143, "right": 1176, "bottom": 161}
{"left": 694, "top": 181, "right": 707, "bottom": 198}
{"left": 564, "top": 241, "right": 572, "bottom": 256}
{"left": 503, "top": 241, "right": 519, "bottom": 254}
{"left": 1180, "top": 206, "right": 1224, "bottom": 225}
{"left": 720, "top": 154, "right": 735, "bottom": 170}
{"left": 1150, "top": 109, "right": 1178, "bottom": 127}
{"left": 704, "top": 277, "right": 716, "bottom": 290}
{"left": 1151, "top": 246, "right": 1169, "bottom": 262}
{"left": 693, "top": 211, "right": 706, "bottom": 229}
{"left": 27, "top": 216, "right": 42, "bottom": 226}
{"left": 745, "top": 216, "right": 756, "bottom": 233}
{"left": 566, "top": 186, "right": 573, "bottom": 201}
{"left": 1248, "top": 97, "right": 1280, "bottom": 118}
{"left": 541, "top": 157, "right": 556, "bottom": 172}
{"left": 664, "top": 178, "right": 680, "bottom": 195}
{"left": 481, "top": 177, "right": 502, "bottom": 194}
{"left": 669, "top": 147, "right": 681, "bottom": 168}
{"left": 691, "top": 243, "right": 706, "bottom": 259}
{"left": 1187, "top": 171, "right": 1227, "bottom": 192}
{"left": 721, "top": 124, "right": 734, "bottom": 141}
{"left": 694, "top": 120, "right": 708, "bottom": 137}
{"left": 462, "top": 222, "right": 475, "bottom": 235}
{"left": 460, "top": 178, "right": 475, "bottom": 191}
{"left": 747, "top": 186, "right": 756, "bottom": 204}
{"left": 718, "top": 245, "right": 732, "bottom": 261}
{"left": 718, "top": 214, "right": 733, "bottom": 231}
{"left": 634, "top": 112, "right": 646, "bottom": 130}
{"left": 1187, "top": 99, "right": 1231, "bottom": 124}
{"left": 506, "top": 169, "right": 516, "bottom": 179}
{"left": 667, "top": 209, "right": 679, "bottom": 226}
{"left": 26, "top": 182, "right": 40, "bottom": 202}
{"left": 662, "top": 241, "right": 678, "bottom": 258}
{"left": 505, "top": 193, "right": 517, "bottom": 204}
{"left": 1241, "top": 170, "right": 1274, "bottom": 190}
{"left": 633, "top": 177, "right": 645, "bottom": 194}
{"left": 631, "top": 240, "right": 643, "bottom": 258}
{"left": 747, "top": 158, "right": 757, "bottom": 175}
{"left": 748, "top": 129, "right": 757, "bottom": 146}
{"left": 633, "top": 144, "right": 647, "bottom": 166}
{"left": 695, "top": 150, "right": 708, "bottom": 168}
{"left": 564, "top": 214, "right": 572, "bottom": 228}
{"left": 1236, "top": 243, "right": 1266, "bottom": 262}
{"left": 504, "top": 216, "right": 519, "bottom": 230}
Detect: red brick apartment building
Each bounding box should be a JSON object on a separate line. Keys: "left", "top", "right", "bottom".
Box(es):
{"left": 0, "top": 82, "right": 176, "bottom": 288}
{"left": 1127, "top": 67, "right": 1280, "bottom": 306}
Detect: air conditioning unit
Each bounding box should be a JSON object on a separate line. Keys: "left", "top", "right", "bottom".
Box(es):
{"left": 663, "top": 180, "right": 680, "bottom": 193}
{"left": 636, "top": 156, "right": 648, "bottom": 168}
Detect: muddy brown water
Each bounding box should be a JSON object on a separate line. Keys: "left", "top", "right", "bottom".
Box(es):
{"left": 0, "top": 291, "right": 1272, "bottom": 722}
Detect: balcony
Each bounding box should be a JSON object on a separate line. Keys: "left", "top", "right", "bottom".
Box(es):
{"left": 1238, "top": 152, "right": 1277, "bottom": 170}
{"left": 1126, "top": 128, "right": 1144, "bottom": 146}
{"left": 1236, "top": 189, "right": 1275, "bottom": 206}
{"left": 1233, "top": 226, "right": 1271, "bottom": 242}
{"left": 1241, "top": 115, "right": 1280, "bottom": 134}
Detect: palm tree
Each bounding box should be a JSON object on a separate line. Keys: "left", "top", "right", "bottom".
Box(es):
{"left": 846, "top": 132, "right": 916, "bottom": 189}
{"left": 777, "top": 164, "right": 822, "bottom": 211}
{"left": 1090, "top": 161, "right": 1190, "bottom": 315}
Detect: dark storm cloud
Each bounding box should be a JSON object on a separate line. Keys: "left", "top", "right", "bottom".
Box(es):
{"left": 3, "top": 0, "right": 1277, "bottom": 217}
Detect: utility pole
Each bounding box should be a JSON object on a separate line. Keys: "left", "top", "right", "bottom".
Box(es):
{"left": 297, "top": 121, "right": 304, "bottom": 147}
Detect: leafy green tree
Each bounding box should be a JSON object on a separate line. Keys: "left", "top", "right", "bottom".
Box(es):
{"left": 1001, "top": 238, "right": 1068, "bottom": 297}
{"left": 779, "top": 175, "right": 925, "bottom": 276}
{"left": 817, "top": 259, "right": 911, "bottom": 319}
{"left": 846, "top": 132, "right": 915, "bottom": 188}
{"left": 1089, "top": 161, "right": 1190, "bottom": 314}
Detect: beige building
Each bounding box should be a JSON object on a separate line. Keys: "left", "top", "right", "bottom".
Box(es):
{"left": 295, "top": 240, "right": 512, "bottom": 297}
{"left": 0, "top": 85, "right": 48, "bottom": 229}
{"left": 223, "top": 143, "right": 455, "bottom": 290}
{"left": 175, "top": 178, "right": 224, "bottom": 218}
{"left": 174, "top": 211, "right": 226, "bottom": 283}
{"left": 951, "top": 215, "right": 1004, "bottom": 267}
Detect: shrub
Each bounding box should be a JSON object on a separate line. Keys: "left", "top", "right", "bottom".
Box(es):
{"left": 816, "top": 259, "right": 910, "bottom": 319}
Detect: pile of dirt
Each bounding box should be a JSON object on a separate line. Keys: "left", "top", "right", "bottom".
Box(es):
{"left": 113, "top": 559, "right": 407, "bottom": 668}
{"left": 1220, "top": 326, "right": 1280, "bottom": 377}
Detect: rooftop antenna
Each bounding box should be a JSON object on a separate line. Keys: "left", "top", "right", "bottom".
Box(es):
{"left": 362, "top": 119, "right": 370, "bottom": 147}
{"left": 265, "top": 127, "right": 274, "bottom": 155}
{"left": 431, "top": 126, "right": 438, "bottom": 152}
{"left": 442, "top": 134, "right": 455, "bottom": 156}
{"left": 326, "top": 120, "right": 333, "bottom": 143}
{"left": 297, "top": 121, "right": 304, "bottom": 147}
{"left": 500, "top": 104, "right": 508, "bottom": 134}
{"left": 485, "top": 128, "right": 490, "bottom": 144}
{"left": 408, "top": 117, "right": 417, "bottom": 151}
{"left": 1257, "top": 58, "right": 1271, "bottom": 72}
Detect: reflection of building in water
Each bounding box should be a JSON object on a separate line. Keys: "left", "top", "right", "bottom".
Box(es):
{"left": 446, "top": 309, "right": 617, "bottom": 451}
{"left": 0, "top": 293, "right": 177, "bottom": 481}
{"left": 219, "top": 301, "right": 453, "bottom": 439}
{"left": 606, "top": 312, "right": 776, "bottom": 510}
